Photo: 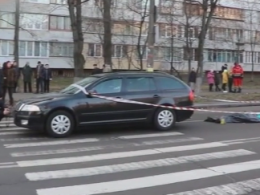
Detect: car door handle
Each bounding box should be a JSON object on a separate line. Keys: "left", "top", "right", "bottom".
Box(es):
{"left": 153, "top": 95, "right": 160, "bottom": 98}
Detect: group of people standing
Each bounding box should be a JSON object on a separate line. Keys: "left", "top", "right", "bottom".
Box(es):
{"left": 188, "top": 62, "right": 244, "bottom": 93}
{"left": 0, "top": 61, "right": 52, "bottom": 107}
{"left": 206, "top": 62, "right": 244, "bottom": 93}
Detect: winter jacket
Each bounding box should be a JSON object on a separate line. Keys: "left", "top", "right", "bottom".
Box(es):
{"left": 3, "top": 68, "right": 16, "bottom": 88}
{"left": 222, "top": 70, "right": 229, "bottom": 84}
{"left": 43, "top": 68, "right": 52, "bottom": 80}
{"left": 35, "top": 64, "right": 44, "bottom": 79}
{"left": 22, "top": 65, "right": 33, "bottom": 82}
{"left": 206, "top": 71, "right": 214, "bottom": 84}
{"left": 214, "top": 72, "right": 220, "bottom": 85}
{"left": 188, "top": 71, "right": 196, "bottom": 83}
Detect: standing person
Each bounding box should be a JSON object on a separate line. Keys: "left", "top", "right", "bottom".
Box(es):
{"left": 2, "top": 61, "right": 15, "bottom": 106}
{"left": 43, "top": 64, "right": 52, "bottom": 93}
{"left": 232, "top": 62, "right": 244, "bottom": 93}
{"left": 12, "top": 61, "right": 20, "bottom": 93}
{"left": 214, "top": 71, "right": 221, "bottom": 91}
{"left": 207, "top": 70, "right": 215, "bottom": 92}
{"left": 22, "top": 62, "right": 33, "bottom": 93}
{"left": 220, "top": 64, "right": 228, "bottom": 73}
{"left": 228, "top": 65, "right": 233, "bottom": 93}
{"left": 35, "top": 61, "right": 44, "bottom": 94}
{"left": 222, "top": 69, "right": 229, "bottom": 93}
{"left": 91, "top": 64, "right": 101, "bottom": 75}
{"left": 188, "top": 67, "right": 196, "bottom": 92}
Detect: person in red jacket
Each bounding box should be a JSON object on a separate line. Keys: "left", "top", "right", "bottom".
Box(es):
{"left": 232, "top": 62, "right": 243, "bottom": 93}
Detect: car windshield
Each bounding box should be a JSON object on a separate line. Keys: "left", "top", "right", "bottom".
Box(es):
{"left": 60, "top": 76, "right": 99, "bottom": 94}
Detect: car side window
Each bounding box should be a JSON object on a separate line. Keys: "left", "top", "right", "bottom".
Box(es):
{"left": 91, "top": 79, "right": 122, "bottom": 94}
{"left": 155, "top": 77, "right": 186, "bottom": 90}
{"left": 126, "top": 77, "right": 156, "bottom": 92}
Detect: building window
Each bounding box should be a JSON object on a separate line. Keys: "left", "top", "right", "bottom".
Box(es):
{"left": 162, "top": 47, "right": 183, "bottom": 62}
{"left": 49, "top": 15, "right": 70, "bottom": 30}
{"left": 159, "top": 24, "right": 182, "bottom": 38}
{"left": 22, "top": 0, "right": 50, "bottom": 3}
{"left": 94, "top": 0, "right": 117, "bottom": 7}
{"left": 112, "top": 45, "right": 127, "bottom": 58}
{"left": 135, "top": 46, "right": 147, "bottom": 59}
{"left": 206, "top": 49, "right": 243, "bottom": 63}
{"left": 0, "top": 40, "right": 9, "bottom": 56}
{"left": 50, "top": 42, "right": 73, "bottom": 57}
{"left": 84, "top": 21, "right": 103, "bottom": 33}
{"left": 0, "top": 12, "right": 15, "bottom": 28}
{"left": 19, "top": 41, "right": 48, "bottom": 57}
{"left": 87, "top": 44, "right": 102, "bottom": 57}
{"left": 159, "top": 0, "right": 183, "bottom": 15}
{"left": 132, "top": 0, "right": 150, "bottom": 10}
{"left": 20, "top": 13, "right": 48, "bottom": 30}
{"left": 50, "top": 0, "right": 66, "bottom": 4}
{"left": 215, "top": 6, "right": 244, "bottom": 20}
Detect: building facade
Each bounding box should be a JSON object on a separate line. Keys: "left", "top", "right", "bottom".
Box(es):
{"left": 0, "top": 0, "right": 260, "bottom": 72}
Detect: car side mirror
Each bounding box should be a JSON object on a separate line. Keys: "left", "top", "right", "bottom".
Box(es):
{"left": 86, "top": 90, "right": 97, "bottom": 98}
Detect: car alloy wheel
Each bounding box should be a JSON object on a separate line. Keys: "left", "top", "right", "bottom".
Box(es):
{"left": 158, "top": 110, "right": 174, "bottom": 128}
{"left": 51, "top": 115, "right": 71, "bottom": 135}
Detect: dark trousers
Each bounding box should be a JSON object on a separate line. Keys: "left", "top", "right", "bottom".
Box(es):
{"left": 24, "top": 81, "right": 32, "bottom": 93}
{"left": 44, "top": 80, "right": 50, "bottom": 93}
{"left": 36, "top": 78, "right": 43, "bottom": 93}
{"left": 228, "top": 78, "right": 233, "bottom": 92}
{"left": 209, "top": 84, "right": 213, "bottom": 91}
{"left": 3, "top": 87, "right": 13, "bottom": 106}
{"left": 13, "top": 81, "right": 18, "bottom": 93}
{"left": 215, "top": 84, "right": 221, "bottom": 91}
{"left": 222, "top": 83, "right": 227, "bottom": 91}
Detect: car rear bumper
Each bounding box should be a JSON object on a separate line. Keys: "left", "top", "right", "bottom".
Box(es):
{"left": 14, "top": 111, "right": 45, "bottom": 130}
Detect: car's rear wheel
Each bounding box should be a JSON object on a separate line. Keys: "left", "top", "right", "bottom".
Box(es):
{"left": 46, "top": 110, "right": 74, "bottom": 138}
{"left": 154, "top": 108, "right": 176, "bottom": 131}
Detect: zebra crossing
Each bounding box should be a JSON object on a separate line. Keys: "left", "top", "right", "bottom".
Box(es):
{"left": 0, "top": 120, "right": 260, "bottom": 194}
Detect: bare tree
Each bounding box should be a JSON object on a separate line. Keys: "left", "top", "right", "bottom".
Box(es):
{"left": 184, "top": 0, "right": 218, "bottom": 94}
{"left": 67, "top": 0, "right": 88, "bottom": 80}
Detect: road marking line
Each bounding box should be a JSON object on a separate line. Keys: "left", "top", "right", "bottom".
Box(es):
{"left": 25, "top": 149, "right": 255, "bottom": 181}
{"left": 36, "top": 159, "right": 260, "bottom": 195}
{"left": 4, "top": 138, "right": 100, "bottom": 148}
{"left": 118, "top": 132, "right": 183, "bottom": 139}
{"left": 11, "top": 137, "right": 203, "bottom": 157}
{"left": 167, "top": 178, "right": 260, "bottom": 195}
{"left": 0, "top": 131, "right": 32, "bottom": 136}
{"left": 1, "top": 137, "right": 48, "bottom": 142}
{"left": 16, "top": 142, "right": 227, "bottom": 167}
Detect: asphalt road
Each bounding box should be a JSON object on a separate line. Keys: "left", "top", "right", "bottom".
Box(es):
{"left": 1, "top": 106, "right": 260, "bottom": 195}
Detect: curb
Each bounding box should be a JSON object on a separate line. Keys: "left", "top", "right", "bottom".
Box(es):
{"left": 194, "top": 103, "right": 260, "bottom": 109}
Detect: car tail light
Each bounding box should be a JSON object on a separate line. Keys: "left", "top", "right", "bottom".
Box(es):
{"left": 189, "top": 90, "right": 194, "bottom": 102}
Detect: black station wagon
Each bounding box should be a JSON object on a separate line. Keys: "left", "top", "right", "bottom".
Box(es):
{"left": 14, "top": 71, "right": 194, "bottom": 138}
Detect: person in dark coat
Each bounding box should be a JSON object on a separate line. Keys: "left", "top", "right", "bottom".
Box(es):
{"left": 220, "top": 64, "right": 228, "bottom": 73}
{"left": 43, "top": 64, "right": 52, "bottom": 93}
{"left": 214, "top": 71, "right": 221, "bottom": 91}
{"left": 35, "top": 61, "right": 44, "bottom": 94}
{"left": 22, "top": 62, "right": 33, "bottom": 93}
{"left": 0, "top": 63, "right": 4, "bottom": 97}
{"left": 3, "top": 61, "right": 15, "bottom": 106}
{"left": 12, "top": 61, "right": 20, "bottom": 93}
{"left": 188, "top": 67, "right": 196, "bottom": 92}
{"left": 91, "top": 64, "right": 101, "bottom": 75}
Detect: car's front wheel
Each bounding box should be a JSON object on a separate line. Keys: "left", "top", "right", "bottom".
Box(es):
{"left": 154, "top": 108, "right": 176, "bottom": 131}
{"left": 46, "top": 110, "right": 74, "bottom": 138}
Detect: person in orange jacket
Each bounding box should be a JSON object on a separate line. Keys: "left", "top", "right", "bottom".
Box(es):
{"left": 232, "top": 62, "right": 244, "bottom": 93}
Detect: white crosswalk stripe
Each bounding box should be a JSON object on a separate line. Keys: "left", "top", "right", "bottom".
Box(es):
{"left": 0, "top": 127, "right": 260, "bottom": 195}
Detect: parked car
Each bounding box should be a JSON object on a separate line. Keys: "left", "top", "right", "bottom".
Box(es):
{"left": 14, "top": 71, "right": 194, "bottom": 138}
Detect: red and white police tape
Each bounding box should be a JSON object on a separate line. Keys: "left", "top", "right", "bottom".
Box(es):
{"left": 195, "top": 95, "right": 260, "bottom": 104}
{"left": 72, "top": 84, "right": 260, "bottom": 115}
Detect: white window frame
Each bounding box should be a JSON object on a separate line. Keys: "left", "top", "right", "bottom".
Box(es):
{"left": 20, "top": 13, "right": 48, "bottom": 30}
{"left": 19, "top": 41, "right": 48, "bottom": 57}
{"left": 0, "top": 40, "right": 10, "bottom": 56}
{"left": 87, "top": 43, "right": 102, "bottom": 57}
{"left": 50, "top": 0, "right": 66, "bottom": 4}
{"left": 162, "top": 47, "right": 183, "bottom": 62}
{"left": 0, "top": 12, "right": 15, "bottom": 28}
{"left": 22, "top": 0, "right": 50, "bottom": 4}
{"left": 112, "top": 45, "right": 127, "bottom": 58}
{"left": 49, "top": 15, "right": 71, "bottom": 30}
{"left": 49, "top": 42, "right": 74, "bottom": 57}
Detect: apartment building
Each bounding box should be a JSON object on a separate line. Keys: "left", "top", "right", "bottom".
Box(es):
{"left": 0, "top": 0, "right": 260, "bottom": 73}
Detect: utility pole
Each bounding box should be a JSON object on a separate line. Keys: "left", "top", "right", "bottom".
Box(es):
{"left": 14, "top": 0, "right": 20, "bottom": 67}
{"left": 147, "top": 0, "right": 155, "bottom": 72}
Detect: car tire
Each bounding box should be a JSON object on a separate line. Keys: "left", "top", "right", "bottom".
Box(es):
{"left": 154, "top": 108, "right": 176, "bottom": 131}
{"left": 46, "top": 110, "right": 75, "bottom": 138}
